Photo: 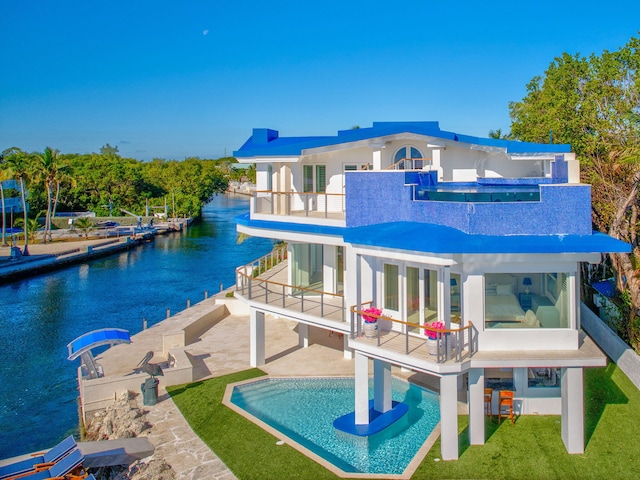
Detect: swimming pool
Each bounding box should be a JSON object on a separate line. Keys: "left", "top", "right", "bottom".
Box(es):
{"left": 226, "top": 377, "right": 440, "bottom": 476}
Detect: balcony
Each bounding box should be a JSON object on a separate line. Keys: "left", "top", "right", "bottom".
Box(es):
{"left": 251, "top": 190, "right": 345, "bottom": 224}
{"left": 350, "top": 304, "right": 476, "bottom": 369}
{"left": 235, "top": 247, "right": 346, "bottom": 329}
{"left": 236, "top": 249, "right": 476, "bottom": 370}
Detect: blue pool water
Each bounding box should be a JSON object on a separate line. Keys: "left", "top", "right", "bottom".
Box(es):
{"left": 230, "top": 377, "right": 440, "bottom": 475}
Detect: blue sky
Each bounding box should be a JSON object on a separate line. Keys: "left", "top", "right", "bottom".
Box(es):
{"left": 1, "top": 1, "right": 639, "bottom": 161}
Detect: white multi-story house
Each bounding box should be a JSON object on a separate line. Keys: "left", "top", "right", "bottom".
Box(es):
{"left": 233, "top": 121, "right": 629, "bottom": 461}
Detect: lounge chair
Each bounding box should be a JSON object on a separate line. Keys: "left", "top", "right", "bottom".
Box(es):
{"left": 5, "top": 448, "right": 85, "bottom": 480}
{"left": 0, "top": 436, "right": 76, "bottom": 480}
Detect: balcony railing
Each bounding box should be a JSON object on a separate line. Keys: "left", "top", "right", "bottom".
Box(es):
{"left": 350, "top": 303, "right": 476, "bottom": 364}
{"left": 235, "top": 247, "right": 345, "bottom": 322}
{"left": 253, "top": 190, "right": 345, "bottom": 220}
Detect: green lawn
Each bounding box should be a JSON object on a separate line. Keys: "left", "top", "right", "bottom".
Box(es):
{"left": 167, "top": 362, "right": 640, "bottom": 480}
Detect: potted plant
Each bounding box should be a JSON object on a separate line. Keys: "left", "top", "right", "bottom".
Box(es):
{"left": 362, "top": 306, "right": 382, "bottom": 338}
{"left": 425, "top": 321, "right": 445, "bottom": 355}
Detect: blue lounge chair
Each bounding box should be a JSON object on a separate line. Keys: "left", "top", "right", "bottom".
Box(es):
{"left": 0, "top": 436, "right": 76, "bottom": 480}
{"left": 5, "top": 448, "right": 84, "bottom": 480}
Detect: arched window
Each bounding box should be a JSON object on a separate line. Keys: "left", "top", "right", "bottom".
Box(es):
{"left": 393, "top": 146, "right": 423, "bottom": 169}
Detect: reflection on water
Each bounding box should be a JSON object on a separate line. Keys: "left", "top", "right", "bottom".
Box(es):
{"left": 0, "top": 194, "right": 272, "bottom": 458}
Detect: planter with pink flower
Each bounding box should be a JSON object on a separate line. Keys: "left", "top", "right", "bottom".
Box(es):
{"left": 362, "top": 306, "right": 382, "bottom": 338}
{"left": 425, "top": 321, "right": 445, "bottom": 355}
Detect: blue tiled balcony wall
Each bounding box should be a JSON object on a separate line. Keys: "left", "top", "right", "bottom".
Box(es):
{"left": 345, "top": 171, "right": 591, "bottom": 236}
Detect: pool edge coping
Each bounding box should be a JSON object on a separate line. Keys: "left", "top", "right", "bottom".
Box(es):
{"left": 222, "top": 374, "right": 440, "bottom": 479}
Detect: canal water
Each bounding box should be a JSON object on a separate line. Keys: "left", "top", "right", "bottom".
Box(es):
{"left": 0, "top": 194, "right": 272, "bottom": 459}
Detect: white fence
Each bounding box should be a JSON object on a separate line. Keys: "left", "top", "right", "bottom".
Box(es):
{"left": 580, "top": 302, "right": 640, "bottom": 390}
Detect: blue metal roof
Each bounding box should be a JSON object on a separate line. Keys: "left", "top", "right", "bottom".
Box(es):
{"left": 67, "top": 328, "right": 131, "bottom": 361}
{"left": 237, "top": 213, "right": 629, "bottom": 255}
{"left": 592, "top": 279, "right": 616, "bottom": 298}
{"left": 234, "top": 121, "right": 571, "bottom": 158}
{"left": 343, "top": 221, "right": 630, "bottom": 255}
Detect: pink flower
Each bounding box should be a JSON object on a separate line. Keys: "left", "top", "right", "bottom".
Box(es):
{"left": 425, "top": 321, "right": 445, "bottom": 340}
{"left": 362, "top": 307, "right": 382, "bottom": 323}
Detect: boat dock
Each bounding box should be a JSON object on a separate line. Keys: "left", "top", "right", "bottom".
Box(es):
{"left": 0, "top": 218, "right": 192, "bottom": 284}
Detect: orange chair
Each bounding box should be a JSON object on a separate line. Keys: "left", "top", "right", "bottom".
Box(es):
{"left": 484, "top": 388, "right": 493, "bottom": 419}
{"left": 498, "top": 390, "right": 515, "bottom": 424}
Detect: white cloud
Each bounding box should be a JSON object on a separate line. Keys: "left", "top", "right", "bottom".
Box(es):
{"left": 203, "top": 29, "right": 209, "bottom": 36}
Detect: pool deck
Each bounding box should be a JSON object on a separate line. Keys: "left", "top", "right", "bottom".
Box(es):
{"left": 93, "top": 294, "right": 465, "bottom": 479}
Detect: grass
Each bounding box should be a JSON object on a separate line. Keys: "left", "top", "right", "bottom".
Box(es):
{"left": 168, "top": 362, "right": 640, "bottom": 480}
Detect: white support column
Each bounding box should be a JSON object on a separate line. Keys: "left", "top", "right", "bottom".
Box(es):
{"left": 343, "top": 334, "right": 353, "bottom": 359}
{"left": 355, "top": 352, "right": 370, "bottom": 425}
{"left": 468, "top": 368, "right": 485, "bottom": 445}
{"left": 440, "top": 374, "right": 459, "bottom": 460}
{"left": 298, "top": 323, "right": 309, "bottom": 348}
{"left": 373, "top": 359, "right": 392, "bottom": 413}
{"left": 250, "top": 308, "right": 265, "bottom": 367}
{"left": 561, "top": 367, "right": 585, "bottom": 454}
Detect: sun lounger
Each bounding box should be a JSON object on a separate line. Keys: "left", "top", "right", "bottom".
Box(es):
{"left": 0, "top": 436, "right": 76, "bottom": 480}
{"left": 5, "top": 448, "right": 84, "bottom": 480}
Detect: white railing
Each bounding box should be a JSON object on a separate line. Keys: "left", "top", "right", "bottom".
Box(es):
{"left": 253, "top": 191, "right": 345, "bottom": 219}
{"left": 350, "top": 302, "right": 476, "bottom": 364}
{"left": 235, "top": 247, "right": 345, "bottom": 322}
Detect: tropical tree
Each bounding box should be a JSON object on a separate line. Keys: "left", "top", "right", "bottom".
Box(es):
{"left": 73, "top": 217, "right": 94, "bottom": 239}
{"left": 0, "top": 157, "right": 10, "bottom": 246}
{"left": 3, "top": 147, "right": 32, "bottom": 254}
{"left": 14, "top": 211, "right": 44, "bottom": 244}
{"left": 508, "top": 35, "right": 640, "bottom": 347}
{"left": 31, "top": 147, "right": 65, "bottom": 243}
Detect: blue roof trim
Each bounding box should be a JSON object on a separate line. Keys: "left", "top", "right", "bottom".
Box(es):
{"left": 234, "top": 121, "right": 571, "bottom": 158}
{"left": 236, "top": 212, "right": 346, "bottom": 237}
{"left": 237, "top": 214, "right": 629, "bottom": 255}
{"left": 343, "top": 222, "right": 630, "bottom": 254}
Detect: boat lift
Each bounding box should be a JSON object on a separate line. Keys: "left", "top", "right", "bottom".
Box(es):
{"left": 67, "top": 328, "right": 131, "bottom": 379}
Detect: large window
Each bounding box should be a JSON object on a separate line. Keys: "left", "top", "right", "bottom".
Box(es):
{"left": 291, "top": 243, "right": 323, "bottom": 293}
{"left": 384, "top": 263, "right": 399, "bottom": 311}
{"left": 528, "top": 367, "right": 561, "bottom": 388}
{"left": 303, "top": 165, "right": 326, "bottom": 193}
{"left": 393, "top": 146, "right": 424, "bottom": 169}
{"left": 484, "top": 272, "right": 571, "bottom": 329}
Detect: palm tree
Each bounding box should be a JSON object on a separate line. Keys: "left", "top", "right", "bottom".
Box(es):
{"left": 3, "top": 148, "right": 31, "bottom": 254}
{"left": 0, "top": 154, "right": 12, "bottom": 247}
{"left": 73, "top": 217, "right": 94, "bottom": 239}
{"left": 31, "top": 147, "right": 64, "bottom": 243}
{"left": 14, "top": 212, "right": 43, "bottom": 244}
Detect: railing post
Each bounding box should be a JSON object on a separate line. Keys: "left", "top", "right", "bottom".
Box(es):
{"left": 405, "top": 326, "right": 409, "bottom": 354}
{"left": 301, "top": 289, "right": 305, "bottom": 312}
{"left": 265, "top": 280, "right": 268, "bottom": 304}
{"left": 320, "top": 293, "right": 324, "bottom": 318}
{"left": 271, "top": 191, "right": 274, "bottom": 215}
{"left": 342, "top": 297, "right": 345, "bottom": 322}
{"left": 350, "top": 309, "right": 354, "bottom": 339}
{"left": 248, "top": 276, "right": 252, "bottom": 299}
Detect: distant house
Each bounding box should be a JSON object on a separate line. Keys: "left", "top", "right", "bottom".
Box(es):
{"left": 233, "top": 121, "right": 630, "bottom": 460}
